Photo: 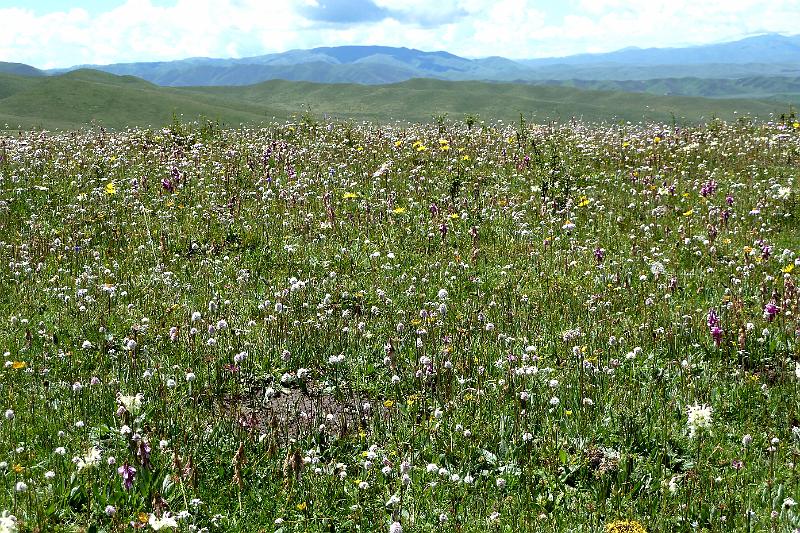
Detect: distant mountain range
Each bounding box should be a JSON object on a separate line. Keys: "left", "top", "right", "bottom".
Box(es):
{"left": 2, "top": 33, "right": 794, "bottom": 90}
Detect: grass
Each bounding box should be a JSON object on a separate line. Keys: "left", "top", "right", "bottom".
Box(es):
{"left": 0, "top": 115, "right": 799, "bottom": 532}
{"left": 0, "top": 69, "right": 798, "bottom": 131}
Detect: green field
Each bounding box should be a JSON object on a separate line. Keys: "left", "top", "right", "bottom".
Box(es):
{"left": 0, "top": 69, "right": 797, "bottom": 130}
{"left": 0, "top": 116, "right": 799, "bottom": 532}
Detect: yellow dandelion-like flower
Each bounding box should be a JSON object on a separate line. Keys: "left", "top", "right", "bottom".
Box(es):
{"left": 653, "top": 136, "right": 661, "bottom": 144}
{"left": 793, "top": 122, "right": 800, "bottom": 129}
{"left": 606, "top": 520, "right": 647, "bottom": 533}
{"left": 104, "top": 182, "right": 116, "bottom": 195}
{"left": 391, "top": 207, "right": 407, "bottom": 214}
{"left": 683, "top": 209, "right": 693, "bottom": 217}
{"left": 11, "top": 361, "right": 26, "bottom": 370}
{"left": 343, "top": 192, "right": 359, "bottom": 199}
{"left": 782, "top": 264, "right": 795, "bottom": 274}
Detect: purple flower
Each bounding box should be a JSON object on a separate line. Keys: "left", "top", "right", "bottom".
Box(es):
{"left": 117, "top": 463, "right": 136, "bottom": 490}
{"left": 700, "top": 180, "right": 718, "bottom": 197}
{"left": 594, "top": 248, "right": 605, "bottom": 263}
{"left": 137, "top": 440, "right": 151, "bottom": 469}
{"left": 726, "top": 194, "right": 734, "bottom": 206}
{"left": 764, "top": 301, "right": 778, "bottom": 322}
{"left": 711, "top": 326, "right": 723, "bottom": 347}
{"left": 707, "top": 309, "right": 720, "bottom": 329}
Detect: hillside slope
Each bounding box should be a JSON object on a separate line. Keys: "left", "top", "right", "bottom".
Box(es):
{"left": 0, "top": 70, "right": 796, "bottom": 130}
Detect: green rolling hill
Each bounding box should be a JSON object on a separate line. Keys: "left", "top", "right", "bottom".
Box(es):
{"left": 526, "top": 76, "right": 800, "bottom": 100}
{"left": 0, "top": 69, "right": 796, "bottom": 131}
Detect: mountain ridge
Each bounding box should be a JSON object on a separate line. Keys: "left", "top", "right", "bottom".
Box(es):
{"left": 17, "top": 33, "right": 793, "bottom": 88}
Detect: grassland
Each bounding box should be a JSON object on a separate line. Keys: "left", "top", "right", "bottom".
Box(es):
{"left": 0, "top": 115, "right": 799, "bottom": 532}
{"left": 0, "top": 69, "right": 797, "bottom": 131}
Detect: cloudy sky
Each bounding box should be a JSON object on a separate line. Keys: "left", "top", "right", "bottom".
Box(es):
{"left": 1, "top": 0, "right": 798, "bottom": 68}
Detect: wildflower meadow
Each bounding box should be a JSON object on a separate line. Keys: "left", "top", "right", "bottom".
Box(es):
{"left": 1, "top": 115, "right": 799, "bottom": 532}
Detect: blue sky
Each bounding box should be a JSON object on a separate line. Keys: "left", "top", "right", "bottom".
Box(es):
{"left": 0, "top": 0, "right": 797, "bottom": 68}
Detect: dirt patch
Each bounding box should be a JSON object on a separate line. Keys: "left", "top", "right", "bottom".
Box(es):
{"left": 221, "top": 380, "right": 379, "bottom": 444}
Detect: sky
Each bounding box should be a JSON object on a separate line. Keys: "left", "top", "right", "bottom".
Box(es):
{"left": 0, "top": 0, "right": 798, "bottom": 69}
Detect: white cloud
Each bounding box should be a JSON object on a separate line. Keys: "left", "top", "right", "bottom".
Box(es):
{"left": 0, "top": 0, "right": 798, "bottom": 68}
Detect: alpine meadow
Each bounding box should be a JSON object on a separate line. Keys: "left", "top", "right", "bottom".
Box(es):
{"left": 2, "top": 2, "right": 800, "bottom": 532}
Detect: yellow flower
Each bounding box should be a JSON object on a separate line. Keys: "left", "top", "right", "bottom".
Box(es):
{"left": 138, "top": 512, "right": 149, "bottom": 524}
{"left": 104, "top": 182, "right": 116, "bottom": 195}
{"left": 12, "top": 464, "right": 23, "bottom": 474}
{"left": 622, "top": 141, "right": 630, "bottom": 147}
{"left": 392, "top": 207, "right": 407, "bottom": 214}
{"left": 439, "top": 144, "right": 450, "bottom": 151}
{"left": 416, "top": 145, "right": 427, "bottom": 152}
{"left": 11, "top": 361, "right": 26, "bottom": 370}
{"left": 577, "top": 196, "right": 590, "bottom": 207}
{"left": 383, "top": 400, "right": 395, "bottom": 408}
{"left": 653, "top": 136, "right": 661, "bottom": 144}
{"left": 782, "top": 264, "right": 795, "bottom": 274}
{"left": 296, "top": 502, "right": 307, "bottom": 511}
{"left": 794, "top": 122, "right": 800, "bottom": 129}
{"left": 343, "top": 192, "right": 359, "bottom": 199}
{"left": 439, "top": 138, "right": 449, "bottom": 145}
{"left": 394, "top": 140, "right": 403, "bottom": 147}
{"left": 462, "top": 155, "right": 471, "bottom": 161}
{"left": 448, "top": 213, "right": 459, "bottom": 220}
{"left": 606, "top": 520, "right": 647, "bottom": 533}
{"left": 682, "top": 209, "right": 693, "bottom": 216}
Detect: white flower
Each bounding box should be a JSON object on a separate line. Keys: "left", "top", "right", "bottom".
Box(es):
{"left": 668, "top": 475, "right": 679, "bottom": 494}
{"left": 75, "top": 446, "right": 101, "bottom": 471}
{"left": 0, "top": 510, "right": 17, "bottom": 533}
{"left": 149, "top": 512, "right": 178, "bottom": 530}
{"left": 44, "top": 471, "right": 55, "bottom": 480}
{"left": 118, "top": 393, "right": 143, "bottom": 414}
{"left": 687, "top": 403, "right": 713, "bottom": 438}
{"left": 650, "top": 261, "right": 665, "bottom": 276}
{"left": 14, "top": 482, "right": 27, "bottom": 493}
{"left": 783, "top": 497, "right": 797, "bottom": 508}
{"left": 389, "top": 522, "right": 403, "bottom": 533}
{"left": 4, "top": 410, "right": 13, "bottom": 420}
